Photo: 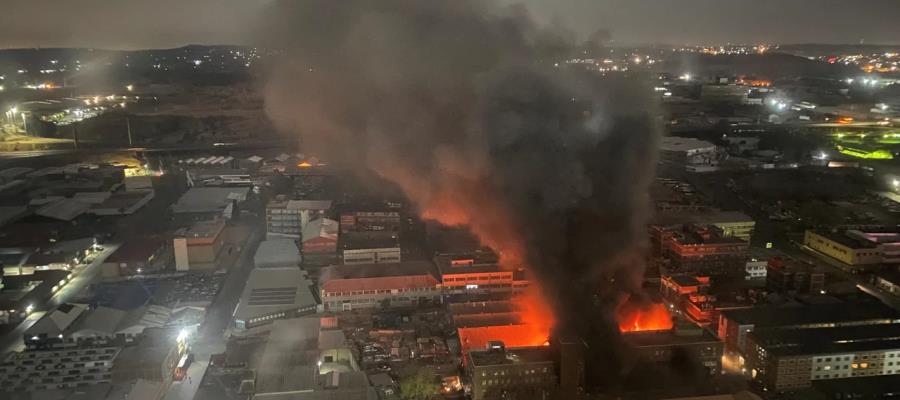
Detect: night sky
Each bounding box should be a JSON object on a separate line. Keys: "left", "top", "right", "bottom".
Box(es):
{"left": 2, "top": 0, "right": 899, "bottom": 49}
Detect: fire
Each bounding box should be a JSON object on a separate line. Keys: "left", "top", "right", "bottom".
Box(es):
{"left": 617, "top": 301, "right": 673, "bottom": 333}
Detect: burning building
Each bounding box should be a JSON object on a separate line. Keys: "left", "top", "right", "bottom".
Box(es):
{"left": 262, "top": 0, "right": 661, "bottom": 386}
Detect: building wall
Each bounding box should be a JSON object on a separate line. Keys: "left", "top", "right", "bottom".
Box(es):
{"left": 804, "top": 230, "right": 882, "bottom": 266}
{"left": 469, "top": 360, "right": 556, "bottom": 400}
{"left": 876, "top": 277, "right": 900, "bottom": 296}
{"left": 715, "top": 221, "right": 755, "bottom": 242}
{"left": 234, "top": 304, "right": 318, "bottom": 331}
{"left": 322, "top": 287, "right": 441, "bottom": 311}
{"left": 749, "top": 343, "right": 900, "bottom": 390}
{"left": 343, "top": 247, "right": 401, "bottom": 264}
{"left": 173, "top": 238, "right": 189, "bottom": 271}
{"left": 442, "top": 271, "right": 514, "bottom": 296}
{"left": 303, "top": 237, "right": 337, "bottom": 254}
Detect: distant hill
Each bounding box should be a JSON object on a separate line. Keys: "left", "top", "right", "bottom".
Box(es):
{"left": 663, "top": 52, "right": 859, "bottom": 80}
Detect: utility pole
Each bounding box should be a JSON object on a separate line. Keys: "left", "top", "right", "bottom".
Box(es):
{"left": 126, "top": 116, "right": 133, "bottom": 147}
{"left": 72, "top": 124, "right": 79, "bottom": 150}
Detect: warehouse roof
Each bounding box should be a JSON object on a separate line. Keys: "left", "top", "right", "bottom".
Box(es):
{"left": 660, "top": 136, "right": 717, "bottom": 152}
{"left": 171, "top": 187, "right": 249, "bottom": 214}
{"left": 751, "top": 324, "right": 900, "bottom": 356}
{"left": 234, "top": 268, "right": 317, "bottom": 322}
{"left": 35, "top": 199, "right": 91, "bottom": 221}
{"left": 469, "top": 346, "right": 554, "bottom": 367}
{"left": 254, "top": 239, "right": 302, "bottom": 268}
{"left": 721, "top": 303, "right": 900, "bottom": 327}
{"left": 319, "top": 261, "right": 438, "bottom": 293}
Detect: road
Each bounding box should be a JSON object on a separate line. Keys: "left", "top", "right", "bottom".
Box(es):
{"left": 0, "top": 244, "right": 119, "bottom": 356}
{"left": 163, "top": 223, "right": 263, "bottom": 400}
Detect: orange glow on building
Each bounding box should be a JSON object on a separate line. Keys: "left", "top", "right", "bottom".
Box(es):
{"left": 297, "top": 161, "right": 313, "bottom": 168}
{"left": 617, "top": 301, "right": 674, "bottom": 333}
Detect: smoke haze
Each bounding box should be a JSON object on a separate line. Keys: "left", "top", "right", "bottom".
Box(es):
{"left": 260, "top": 0, "right": 661, "bottom": 384}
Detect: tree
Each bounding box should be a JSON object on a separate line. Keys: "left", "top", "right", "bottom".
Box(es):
{"left": 399, "top": 367, "right": 436, "bottom": 400}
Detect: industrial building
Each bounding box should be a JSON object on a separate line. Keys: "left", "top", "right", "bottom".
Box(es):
{"left": 623, "top": 323, "right": 724, "bottom": 376}
{"left": 265, "top": 198, "right": 332, "bottom": 239}
{"left": 653, "top": 209, "right": 756, "bottom": 242}
{"left": 875, "top": 272, "right": 900, "bottom": 296}
{"left": 341, "top": 232, "right": 401, "bottom": 264}
{"left": 717, "top": 303, "right": 900, "bottom": 355}
{"left": 804, "top": 228, "right": 900, "bottom": 270}
{"left": 435, "top": 252, "right": 527, "bottom": 299}
{"left": 746, "top": 324, "right": 900, "bottom": 390}
{"left": 253, "top": 317, "right": 376, "bottom": 399}
{"left": 765, "top": 257, "right": 826, "bottom": 294}
{"left": 319, "top": 261, "right": 441, "bottom": 311}
{"left": 101, "top": 238, "right": 166, "bottom": 277}
{"left": 656, "top": 225, "right": 750, "bottom": 276}
{"left": 170, "top": 186, "right": 248, "bottom": 221}
{"left": 466, "top": 344, "right": 557, "bottom": 400}
{"left": 253, "top": 238, "right": 302, "bottom": 268}
{"left": 233, "top": 267, "right": 318, "bottom": 331}
{"left": 0, "top": 345, "right": 121, "bottom": 392}
{"left": 660, "top": 136, "right": 720, "bottom": 166}
{"left": 301, "top": 217, "right": 339, "bottom": 261}
{"left": 173, "top": 219, "right": 226, "bottom": 271}
{"left": 339, "top": 208, "right": 402, "bottom": 236}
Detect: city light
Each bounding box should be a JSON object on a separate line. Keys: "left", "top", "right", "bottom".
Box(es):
{"left": 176, "top": 328, "right": 190, "bottom": 343}
{"left": 126, "top": 84, "right": 134, "bottom": 92}
{"left": 25, "top": 304, "right": 34, "bottom": 314}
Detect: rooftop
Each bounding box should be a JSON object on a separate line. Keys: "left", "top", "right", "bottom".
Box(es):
{"left": 254, "top": 239, "right": 302, "bottom": 268}
{"left": 177, "top": 219, "right": 226, "bottom": 239}
{"left": 320, "top": 261, "right": 439, "bottom": 293}
{"left": 234, "top": 268, "right": 318, "bottom": 321}
{"left": 660, "top": 136, "right": 717, "bottom": 152}
{"left": 809, "top": 229, "right": 878, "bottom": 249}
{"left": 301, "top": 218, "right": 338, "bottom": 243}
{"left": 434, "top": 252, "right": 506, "bottom": 275}
{"left": 468, "top": 346, "right": 554, "bottom": 367}
{"left": 622, "top": 326, "right": 721, "bottom": 347}
{"left": 751, "top": 324, "right": 900, "bottom": 356}
{"left": 171, "top": 187, "right": 249, "bottom": 214}
{"left": 653, "top": 209, "right": 754, "bottom": 226}
{"left": 105, "top": 238, "right": 164, "bottom": 263}
{"left": 34, "top": 199, "right": 91, "bottom": 221}
{"left": 721, "top": 303, "right": 900, "bottom": 327}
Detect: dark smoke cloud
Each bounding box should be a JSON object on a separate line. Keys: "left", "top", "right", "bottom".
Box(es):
{"left": 259, "top": 0, "right": 660, "bottom": 386}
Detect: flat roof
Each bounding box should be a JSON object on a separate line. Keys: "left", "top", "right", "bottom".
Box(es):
{"left": 35, "top": 199, "right": 91, "bottom": 221}
{"left": 434, "top": 252, "right": 506, "bottom": 275}
{"left": 751, "top": 324, "right": 900, "bottom": 357}
{"left": 178, "top": 219, "right": 226, "bottom": 239}
{"left": 105, "top": 238, "right": 164, "bottom": 263}
{"left": 468, "top": 346, "right": 554, "bottom": 367}
{"left": 171, "top": 187, "right": 249, "bottom": 214}
{"left": 622, "top": 328, "right": 721, "bottom": 347}
{"left": 254, "top": 239, "right": 302, "bottom": 268}
{"left": 721, "top": 303, "right": 900, "bottom": 327}
{"left": 660, "top": 136, "right": 717, "bottom": 152}
{"left": 319, "top": 261, "right": 439, "bottom": 293}
{"left": 321, "top": 261, "right": 437, "bottom": 280}
{"left": 653, "top": 209, "right": 754, "bottom": 226}
{"left": 234, "top": 268, "right": 317, "bottom": 321}
{"left": 809, "top": 229, "right": 878, "bottom": 249}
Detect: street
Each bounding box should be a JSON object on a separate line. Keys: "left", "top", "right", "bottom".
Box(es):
{"left": 163, "top": 222, "right": 263, "bottom": 400}
{"left": 0, "top": 244, "right": 119, "bottom": 355}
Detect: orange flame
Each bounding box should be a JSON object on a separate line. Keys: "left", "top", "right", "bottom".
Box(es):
{"left": 617, "top": 301, "right": 673, "bottom": 332}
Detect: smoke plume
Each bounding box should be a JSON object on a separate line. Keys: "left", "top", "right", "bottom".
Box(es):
{"left": 260, "top": 0, "right": 660, "bottom": 385}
